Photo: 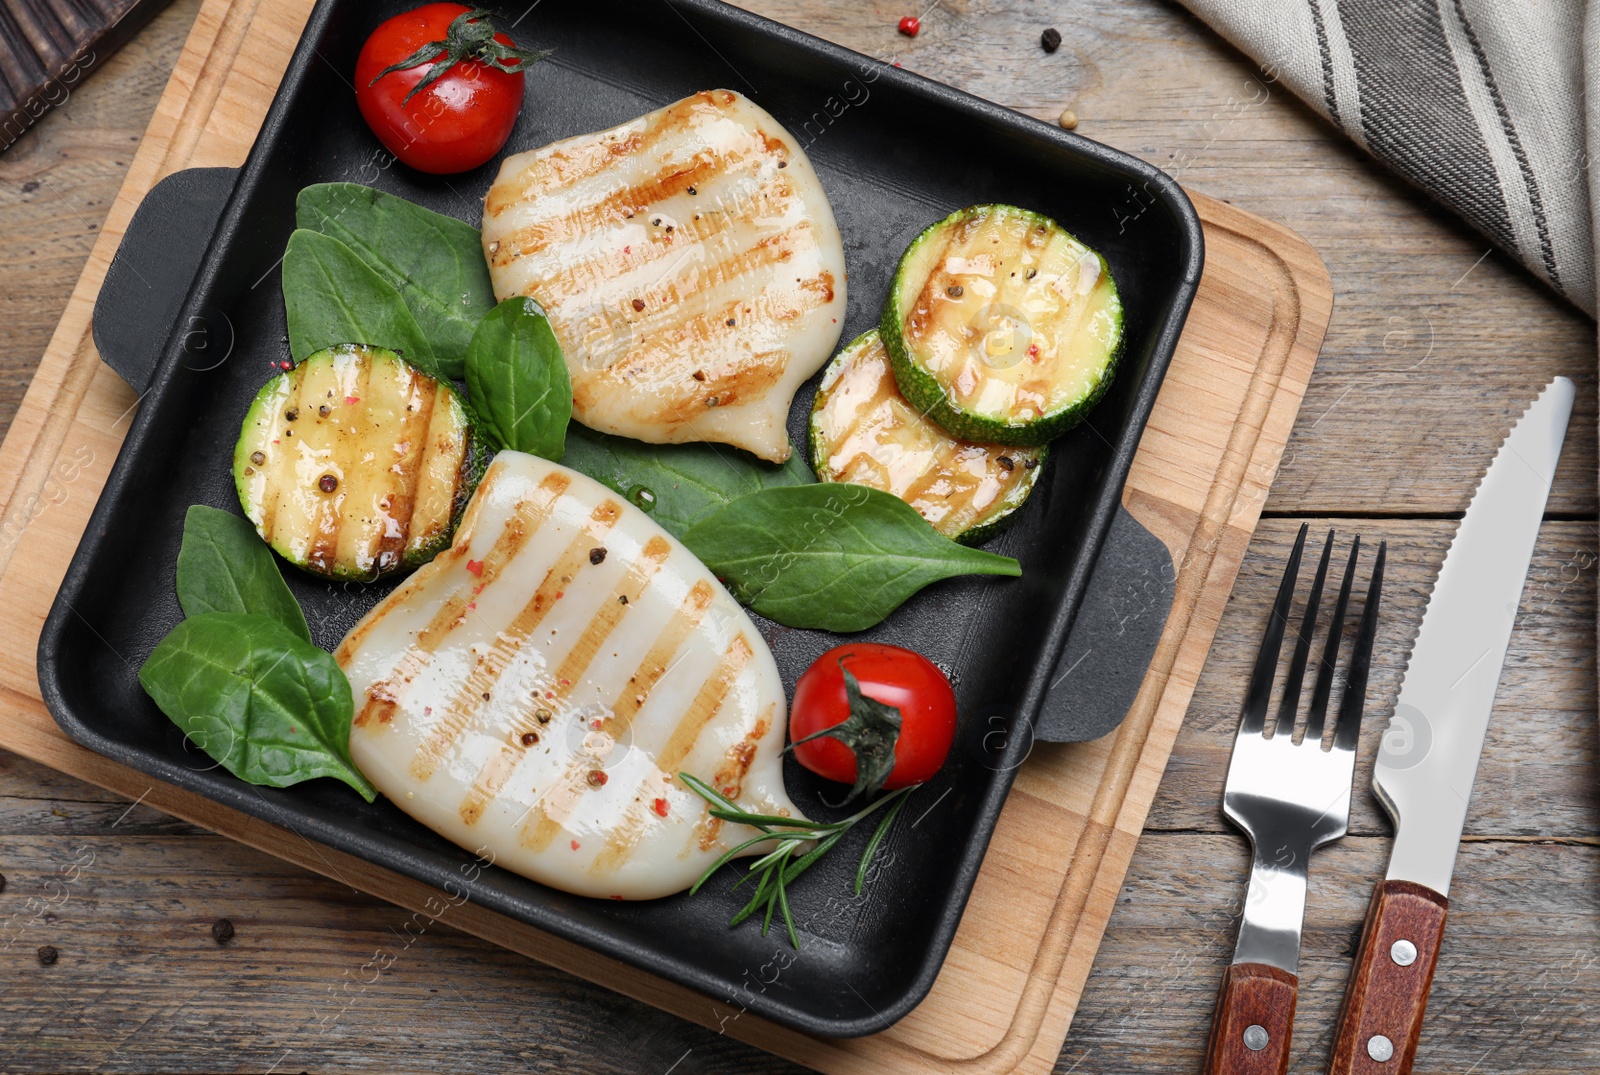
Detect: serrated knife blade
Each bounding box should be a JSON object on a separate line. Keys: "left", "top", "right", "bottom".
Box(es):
{"left": 1376, "top": 375, "right": 1574, "bottom": 894}
{"left": 1327, "top": 375, "right": 1574, "bottom": 1075}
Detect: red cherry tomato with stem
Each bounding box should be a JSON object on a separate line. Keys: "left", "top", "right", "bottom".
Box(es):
{"left": 790, "top": 643, "right": 956, "bottom": 794}
{"left": 354, "top": 4, "right": 548, "bottom": 175}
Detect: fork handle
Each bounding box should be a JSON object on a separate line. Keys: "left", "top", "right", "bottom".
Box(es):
{"left": 1202, "top": 962, "right": 1297, "bottom": 1075}
{"left": 1327, "top": 880, "right": 1448, "bottom": 1074}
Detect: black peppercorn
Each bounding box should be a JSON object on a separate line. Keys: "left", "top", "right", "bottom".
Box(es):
{"left": 589, "top": 547, "right": 607, "bottom": 565}
{"left": 318, "top": 474, "right": 338, "bottom": 493}
{"left": 1041, "top": 27, "right": 1062, "bottom": 52}
{"left": 37, "top": 945, "right": 58, "bottom": 965}
{"left": 211, "top": 918, "right": 235, "bottom": 944}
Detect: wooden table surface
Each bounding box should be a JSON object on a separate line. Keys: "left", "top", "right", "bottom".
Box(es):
{"left": 1, "top": 2, "right": 1595, "bottom": 1072}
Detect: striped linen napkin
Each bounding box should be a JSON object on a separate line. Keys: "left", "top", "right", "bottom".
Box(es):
{"left": 1178, "top": 0, "right": 1600, "bottom": 316}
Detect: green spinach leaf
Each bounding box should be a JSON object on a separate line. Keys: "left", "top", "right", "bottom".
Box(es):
{"left": 682, "top": 484, "right": 1021, "bottom": 632}
{"left": 176, "top": 505, "right": 310, "bottom": 640}
{"left": 464, "top": 297, "right": 571, "bottom": 460}
{"left": 563, "top": 426, "right": 812, "bottom": 539}
{"left": 296, "top": 183, "right": 496, "bottom": 378}
{"left": 139, "top": 612, "right": 376, "bottom": 802}
{"left": 282, "top": 229, "right": 445, "bottom": 382}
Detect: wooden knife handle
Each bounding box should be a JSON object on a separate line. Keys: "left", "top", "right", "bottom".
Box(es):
{"left": 1202, "top": 962, "right": 1297, "bottom": 1075}
{"left": 1327, "top": 880, "right": 1449, "bottom": 1074}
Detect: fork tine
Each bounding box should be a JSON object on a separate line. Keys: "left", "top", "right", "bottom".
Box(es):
{"left": 1305, "top": 534, "right": 1360, "bottom": 744}
{"left": 1274, "top": 530, "right": 1335, "bottom": 737}
{"left": 1333, "top": 540, "right": 1386, "bottom": 752}
{"left": 1240, "top": 523, "right": 1308, "bottom": 735}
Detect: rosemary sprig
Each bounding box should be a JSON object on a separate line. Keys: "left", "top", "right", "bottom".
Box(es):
{"left": 679, "top": 772, "right": 914, "bottom": 949}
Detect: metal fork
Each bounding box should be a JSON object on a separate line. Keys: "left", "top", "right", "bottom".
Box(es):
{"left": 1201, "top": 524, "right": 1385, "bottom": 1075}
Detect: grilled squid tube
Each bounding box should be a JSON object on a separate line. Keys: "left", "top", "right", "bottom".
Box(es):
{"left": 481, "top": 89, "right": 847, "bottom": 463}
{"left": 335, "top": 451, "right": 800, "bottom": 900}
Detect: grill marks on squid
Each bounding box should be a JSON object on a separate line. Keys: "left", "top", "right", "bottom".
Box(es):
{"left": 455, "top": 536, "right": 674, "bottom": 826}
{"left": 348, "top": 470, "right": 571, "bottom": 728}
{"left": 519, "top": 579, "right": 719, "bottom": 852}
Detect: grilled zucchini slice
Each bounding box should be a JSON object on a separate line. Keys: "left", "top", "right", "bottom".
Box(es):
{"left": 881, "top": 204, "right": 1122, "bottom": 447}
{"left": 234, "top": 344, "right": 480, "bottom": 580}
{"left": 810, "top": 329, "right": 1045, "bottom": 544}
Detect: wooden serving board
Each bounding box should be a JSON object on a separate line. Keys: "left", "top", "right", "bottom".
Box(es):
{"left": 0, "top": 1, "right": 1332, "bottom": 1071}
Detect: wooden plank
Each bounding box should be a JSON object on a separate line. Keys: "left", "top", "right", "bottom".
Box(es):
{"left": 0, "top": 1, "right": 1325, "bottom": 1073}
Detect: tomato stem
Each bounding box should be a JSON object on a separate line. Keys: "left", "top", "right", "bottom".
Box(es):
{"left": 370, "top": 7, "right": 552, "bottom": 106}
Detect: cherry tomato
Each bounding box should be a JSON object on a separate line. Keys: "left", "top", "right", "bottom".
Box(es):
{"left": 790, "top": 643, "right": 956, "bottom": 790}
{"left": 354, "top": 4, "right": 541, "bottom": 175}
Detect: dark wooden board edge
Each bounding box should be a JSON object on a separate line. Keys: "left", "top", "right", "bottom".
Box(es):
{"left": 0, "top": 0, "right": 177, "bottom": 152}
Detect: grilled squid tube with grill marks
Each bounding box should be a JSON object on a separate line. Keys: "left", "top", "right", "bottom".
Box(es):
{"left": 335, "top": 451, "right": 800, "bottom": 900}
{"left": 480, "top": 89, "right": 847, "bottom": 463}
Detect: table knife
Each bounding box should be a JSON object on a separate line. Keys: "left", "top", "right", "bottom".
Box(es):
{"left": 1326, "top": 376, "right": 1575, "bottom": 1074}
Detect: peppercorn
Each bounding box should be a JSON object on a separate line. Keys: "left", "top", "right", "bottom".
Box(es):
{"left": 211, "top": 918, "right": 234, "bottom": 944}
{"left": 36, "top": 945, "right": 57, "bottom": 965}
{"left": 898, "top": 15, "right": 920, "bottom": 36}
{"left": 589, "top": 547, "right": 607, "bottom": 565}
{"left": 1041, "top": 27, "right": 1062, "bottom": 52}
{"left": 318, "top": 474, "right": 338, "bottom": 493}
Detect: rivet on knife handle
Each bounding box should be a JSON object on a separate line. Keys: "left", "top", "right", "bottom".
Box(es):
{"left": 1327, "top": 880, "right": 1448, "bottom": 1074}
{"left": 1203, "top": 962, "right": 1297, "bottom": 1075}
